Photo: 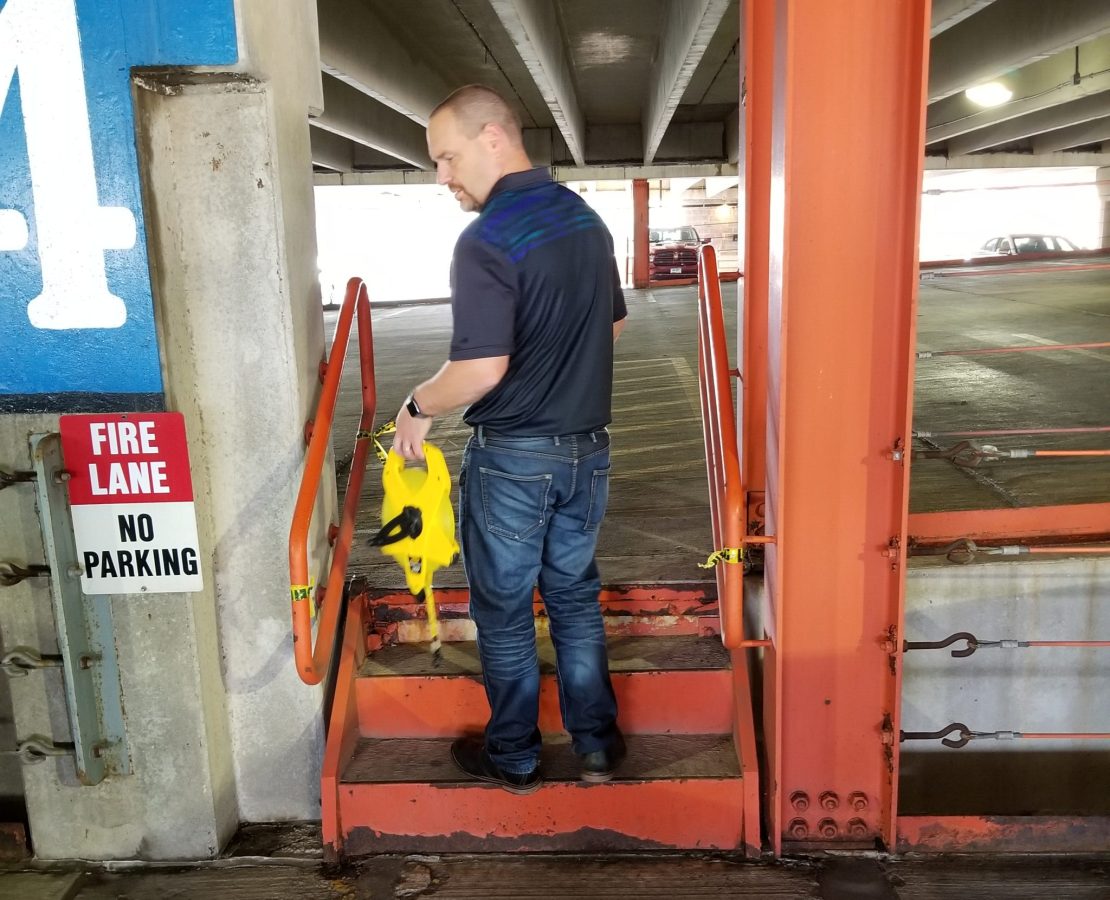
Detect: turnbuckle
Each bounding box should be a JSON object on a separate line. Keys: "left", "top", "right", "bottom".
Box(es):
{"left": 912, "top": 440, "right": 995, "bottom": 468}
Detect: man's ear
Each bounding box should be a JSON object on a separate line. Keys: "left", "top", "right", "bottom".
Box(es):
{"left": 481, "top": 122, "right": 502, "bottom": 154}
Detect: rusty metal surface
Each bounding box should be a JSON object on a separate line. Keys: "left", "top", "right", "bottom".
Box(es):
{"left": 888, "top": 854, "right": 1110, "bottom": 899}
{"left": 3, "top": 852, "right": 1109, "bottom": 897}
{"left": 0, "top": 821, "right": 28, "bottom": 861}
{"left": 897, "top": 815, "right": 1110, "bottom": 854}
{"left": 343, "top": 733, "right": 740, "bottom": 784}
{"left": 352, "top": 854, "right": 821, "bottom": 896}
{"left": 355, "top": 667, "right": 733, "bottom": 739}
{"left": 360, "top": 634, "right": 730, "bottom": 677}
{"left": 339, "top": 778, "right": 747, "bottom": 853}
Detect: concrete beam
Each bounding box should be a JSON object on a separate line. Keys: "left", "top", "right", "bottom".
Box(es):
{"left": 309, "top": 125, "right": 354, "bottom": 172}
{"left": 1033, "top": 115, "right": 1110, "bottom": 153}
{"left": 315, "top": 74, "right": 431, "bottom": 169}
{"left": 315, "top": 161, "right": 740, "bottom": 187}
{"left": 643, "top": 0, "right": 731, "bottom": 164}
{"left": 929, "top": 0, "right": 998, "bottom": 37}
{"left": 925, "top": 150, "right": 1110, "bottom": 169}
{"left": 725, "top": 106, "right": 740, "bottom": 165}
{"left": 926, "top": 36, "right": 1110, "bottom": 145}
{"left": 489, "top": 0, "right": 586, "bottom": 165}
{"left": 317, "top": 0, "right": 450, "bottom": 125}
{"left": 928, "top": 0, "right": 1110, "bottom": 102}
{"left": 948, "top": 90, "right": 1110, "bottom": 155}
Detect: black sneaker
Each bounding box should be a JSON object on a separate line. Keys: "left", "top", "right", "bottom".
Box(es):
{"left": 450, "top": 737, "right": 543, "bottom": 795}
{"left": 580, "top": 732, "right": 627, "bottom": 783}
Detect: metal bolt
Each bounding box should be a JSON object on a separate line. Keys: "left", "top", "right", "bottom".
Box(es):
{"left": 818, "top": 791, "right": 839, "bottom": 811}
{"left": 53, "top": 470, "right": 72, "bottom": 484}
{"left": 66, "top": 565, "right": 82, "bottom": 578}
{"left": 789, "top": 791, "right": 810, "bottom": 812}
{"left": 848, "top": 792, "right": 869, "bottom": 811}
{"left": 78, "top": 654, "right": 100, "bottom": 670}
{"left": 847, "top": 818, "right": 869, "bottom": 839}
{"left": 787, "top": 818, "right": 809, "bottom": 840}
{"left": 817, "top": 818, "right": 839, "bottom": 839}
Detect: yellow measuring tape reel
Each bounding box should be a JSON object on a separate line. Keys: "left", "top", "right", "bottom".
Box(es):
{"left": 368, "top": 440, "right": 459, "bottom": 663}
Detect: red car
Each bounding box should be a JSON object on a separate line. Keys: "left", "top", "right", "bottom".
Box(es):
{"left": 649, "top": 226, "right": 707, "bottom": 280}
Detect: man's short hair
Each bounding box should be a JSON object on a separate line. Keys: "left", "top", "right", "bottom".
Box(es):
{"left": 431, "top": 85, "right": 523, "bottom": 144}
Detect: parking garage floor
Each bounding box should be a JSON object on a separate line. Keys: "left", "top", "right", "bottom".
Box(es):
{"left": 333, "top": 258, "right": 1110, "bottom": 590}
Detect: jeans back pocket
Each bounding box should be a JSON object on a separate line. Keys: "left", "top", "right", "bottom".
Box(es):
{"left": 479, "top": 467, "right": 553, "bottom": 541}
{"left": 584, "top": 466, "right": 611, "bottom": 532}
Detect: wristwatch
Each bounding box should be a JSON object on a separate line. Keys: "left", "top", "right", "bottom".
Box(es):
{"left": 405, "top": 392, "right": 431, "bottom": 419}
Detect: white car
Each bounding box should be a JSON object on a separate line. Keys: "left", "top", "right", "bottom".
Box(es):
{"left": 973, "top": 234, "right": 1082, "bottom": 257}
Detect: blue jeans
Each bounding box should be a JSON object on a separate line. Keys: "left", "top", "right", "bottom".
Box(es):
{"left": 459, "top": 427, "right": 619, "bottom": 774}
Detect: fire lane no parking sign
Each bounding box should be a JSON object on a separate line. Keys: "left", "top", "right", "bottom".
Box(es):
{"left": 59, "top": 413, "right": 203, "bottom": 594}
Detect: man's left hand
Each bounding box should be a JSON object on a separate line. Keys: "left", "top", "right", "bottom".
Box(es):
{"left": 393, "top": 405, "right": 433, "bottom": 460}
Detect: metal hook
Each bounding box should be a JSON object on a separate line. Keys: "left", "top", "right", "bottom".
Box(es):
{"left": 0, "top": 736, "right": 74, "bottom": 765}
{"left": 0, "top": 647, "right": 64, "bottom": 678}
{"left": 0, "top": 468, "right": 36, "bottom": 491}
{"left": 0, "top": 562, "right": 51, "bottom": 587}
{"left": 903, "top": 631, "right": 980, "bottom": 657}
{"left": 900, "top": 722, "right": 973, "bottom": 749}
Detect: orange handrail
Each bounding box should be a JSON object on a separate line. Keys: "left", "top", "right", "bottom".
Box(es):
{"left": 697, "top": 244, "right": 749, "bottom": 650}
{"left": 289, "top": 277, "right": 377, "bottom": 685}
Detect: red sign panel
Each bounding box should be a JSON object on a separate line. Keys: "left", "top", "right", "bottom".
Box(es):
{"left": 60, "top": 413, "right": 194, "bottom": 505}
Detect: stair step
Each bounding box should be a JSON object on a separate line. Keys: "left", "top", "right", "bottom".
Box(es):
{"left": 337, "top": 734, "right": 745, "bottom": 853}
{"left": 355, "top": 635, "right": 733, "bottom": 738}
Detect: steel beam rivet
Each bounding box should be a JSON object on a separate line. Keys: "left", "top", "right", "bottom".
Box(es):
{"left": 818, "top": 818, "right": 839, "bottom": 839}
{"left": 819, "top": 791, "right": 839, "bottom": 810}
{"left": 789, "top": 790, "right": 810, "bottom": 811}
{"left": 848, "top": 791, "right": 868, "bottom": 811}
{"left": 787, "top": 818, "right": 809, "bottom": 840}
{"left": 847, "top": 818, "right": 869, "bottom": 838}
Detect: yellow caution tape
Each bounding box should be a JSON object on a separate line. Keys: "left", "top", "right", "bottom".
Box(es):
{"left": 290, "top": 578, "right": 317, "bottom": 619}
{"left": 698, "top": 547, "right": 743, "bottom": 569}
{"left": 358, "top": 419, "right": 397, "bottom": 464}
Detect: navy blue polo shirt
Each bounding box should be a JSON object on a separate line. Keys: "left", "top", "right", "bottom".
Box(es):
{"left": 449, "top": 168, "right": 627, "bottom": 435}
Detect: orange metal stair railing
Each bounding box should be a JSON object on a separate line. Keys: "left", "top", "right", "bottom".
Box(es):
{"left": 697, "top": 242, "right": 770, "bottom": 857}
{"left": 288, "top": 277, "right": 377, "bottom": 686}
{"left": 696, "top": 243, "right": 771, "bottom": 651}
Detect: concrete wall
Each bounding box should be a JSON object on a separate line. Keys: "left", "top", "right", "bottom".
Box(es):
{"left": 0, "top": 0, "right": 330, "bottom": 859}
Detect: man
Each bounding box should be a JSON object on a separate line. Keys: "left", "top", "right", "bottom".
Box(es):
{"left": 392, "top": 85, "right": 627, "bottom": 794}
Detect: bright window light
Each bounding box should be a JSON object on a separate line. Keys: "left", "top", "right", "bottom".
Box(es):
{"left": 965, "top": 82, "right": 1012, "bottom": 107}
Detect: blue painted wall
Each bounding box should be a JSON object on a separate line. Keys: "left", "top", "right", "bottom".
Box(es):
{"left": 0, "top": 0, "right": 238, "bottom": 412}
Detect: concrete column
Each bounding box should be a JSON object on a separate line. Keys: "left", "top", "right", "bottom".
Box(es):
{"left": 1098, "top": 166, "right": 1110, "bottom": 248}
{"left": 632, "top": 178, "right": 650, "bottom": 289}
{"left": 134, "top": 0, "right": 331, "bottom": 829}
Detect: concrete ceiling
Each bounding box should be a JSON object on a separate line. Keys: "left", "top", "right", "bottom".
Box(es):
{"left": 311, "top": 0, "right": 1110, "bottom": 176}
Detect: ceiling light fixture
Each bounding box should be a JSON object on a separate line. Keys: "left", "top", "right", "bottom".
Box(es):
{"left": 965, "top": 82, "right": 1012, "bottom": 107}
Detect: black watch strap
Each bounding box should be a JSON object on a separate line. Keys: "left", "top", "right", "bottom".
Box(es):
{"left": 405, "top": 392, "right": 431, "bottom": 419}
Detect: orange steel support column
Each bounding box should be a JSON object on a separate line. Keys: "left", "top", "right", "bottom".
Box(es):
{"left": 740, "top": 0, "right": 773, "bottom": 511}
{"left": 632, "top": 178, "right": 650, "bottom": 288}
{"left": 763, "top": 1, "right": 929, "bottom": 853}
